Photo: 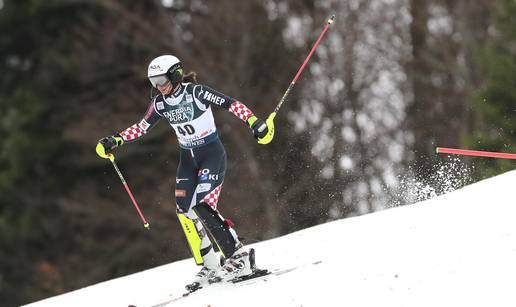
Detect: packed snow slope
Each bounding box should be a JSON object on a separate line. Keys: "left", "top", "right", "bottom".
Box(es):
{"left": 25, "top": 170, "right": 516, "bottom": 307}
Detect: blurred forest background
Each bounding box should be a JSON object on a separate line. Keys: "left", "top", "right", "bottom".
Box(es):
{"left": 1, "top": 0, "right": 515, "bottom": 306}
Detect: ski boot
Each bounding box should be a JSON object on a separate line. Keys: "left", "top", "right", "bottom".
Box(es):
{"left": 209, "top": 248, "right": 267, "bottom": 283}
{"left": 185, "top": 265, "right": 220, "bottom": 292}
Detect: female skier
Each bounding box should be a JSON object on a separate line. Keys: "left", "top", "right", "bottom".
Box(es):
{"left": 95, "top": 55, "right": 274, "bottom": 289}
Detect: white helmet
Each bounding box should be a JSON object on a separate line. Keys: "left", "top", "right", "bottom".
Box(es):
{"left": 147, "top": 55, "right": 183, "bottom": 88}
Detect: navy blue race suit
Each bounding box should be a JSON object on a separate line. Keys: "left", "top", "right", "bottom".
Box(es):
{"left": 117, "top": 82, "right": 255, "bottom": 257}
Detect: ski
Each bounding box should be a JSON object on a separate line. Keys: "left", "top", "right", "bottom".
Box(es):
{"left": 130, "top": 257, "right": 322, "bottom": 307}
{"left": 184, "top": 281, "right": 202, "bottom": 292}
{"left": 129, "top": 270, "right": 269, "bottom": 307}
{"left": 229, "top": 262, "right": 318, "bottom": 287}
{"left": 231, "top": 268, "right": 270, "bottom": 283}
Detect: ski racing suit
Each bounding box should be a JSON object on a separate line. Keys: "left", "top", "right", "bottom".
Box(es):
{"left": 118, "top": 82, "right": 255, "bottom": 267}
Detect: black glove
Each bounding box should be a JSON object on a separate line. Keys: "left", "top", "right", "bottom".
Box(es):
{"left": 248, "top": 116, "right": 268, "bottom": 139}
{"left": 96, "top": 135, "right": 124, "bottom": 158}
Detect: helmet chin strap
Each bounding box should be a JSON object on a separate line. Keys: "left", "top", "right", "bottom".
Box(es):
{"left": 172, "top": 82, "right": 182, "bottom": 93}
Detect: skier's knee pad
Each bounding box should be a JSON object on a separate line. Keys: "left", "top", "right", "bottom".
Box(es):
{"left": 193, "top": 203, "right": 238, "bottom": 258}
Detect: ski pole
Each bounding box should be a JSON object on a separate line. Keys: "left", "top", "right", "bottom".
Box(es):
{"left": 436, "top": 147, "right": 516, "bottom": 160}
{"left": 274, "top": 14, "right": 335, "bottom": 115}
{"left": 108, "top": 154, "right": 150, "bottom": 229}
{"left": 261, "top": 15, "right": 335, "bottom": 143}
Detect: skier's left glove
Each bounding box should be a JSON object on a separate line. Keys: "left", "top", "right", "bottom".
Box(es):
{"left": 96, "top": 134, "right": 124, "bottom": 159}
{"left": 247, "top": 115, "right": 275, "bottom": 145}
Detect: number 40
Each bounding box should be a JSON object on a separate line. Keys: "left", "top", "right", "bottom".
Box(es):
{"left": 177, "top": 124, "right": 195, "bottom": 136}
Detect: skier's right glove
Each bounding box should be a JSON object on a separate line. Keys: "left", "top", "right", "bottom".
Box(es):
{"left": 96, "top": 134, "right": 124, "bottom": 159}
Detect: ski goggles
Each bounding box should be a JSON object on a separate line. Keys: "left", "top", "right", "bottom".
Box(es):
{"left": 149, "top": 75, "right": 170, "bottom": 88}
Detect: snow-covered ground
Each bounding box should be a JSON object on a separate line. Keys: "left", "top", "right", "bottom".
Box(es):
{"left": 24, "top": 170, "right": 516, "bottom": 307}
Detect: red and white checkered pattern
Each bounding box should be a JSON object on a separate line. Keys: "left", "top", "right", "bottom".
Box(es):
{"left": 202, "top": 184, "right": 222, "bottom": 210}
{"left": 120, "top": 124, "right": 145, "bottom": 142}
{"left": 229, "top": 101, "right": 254, "bottom": 122}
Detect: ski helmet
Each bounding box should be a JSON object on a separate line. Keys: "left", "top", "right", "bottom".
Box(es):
{"left": 147, "top": 55, "right": 183, "bottom": 88}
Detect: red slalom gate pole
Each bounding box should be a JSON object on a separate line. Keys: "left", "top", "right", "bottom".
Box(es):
{"left": 436, "top": 147, "right": 516, "bottom": 160}
{"left": 108, "top": 154, "right": 150, "bottom": 229}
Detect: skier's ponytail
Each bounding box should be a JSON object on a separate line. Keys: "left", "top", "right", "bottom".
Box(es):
{"left": 182, "top": 71, "right": 198, "bottom": 84}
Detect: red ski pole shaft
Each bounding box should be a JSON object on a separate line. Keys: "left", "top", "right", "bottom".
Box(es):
{"left": 108, "top": 154, "right": 150, "bottom": 229}
{"left": 273, "top": 14, "right": 335, "bottom": 114}
{"left": 436, "top": 147, "right": 516, "bottom": 160}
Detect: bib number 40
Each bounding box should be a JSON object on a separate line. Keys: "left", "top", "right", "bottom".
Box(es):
{"left": 177, "top": 124, "right": 195, "bottom": 136}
